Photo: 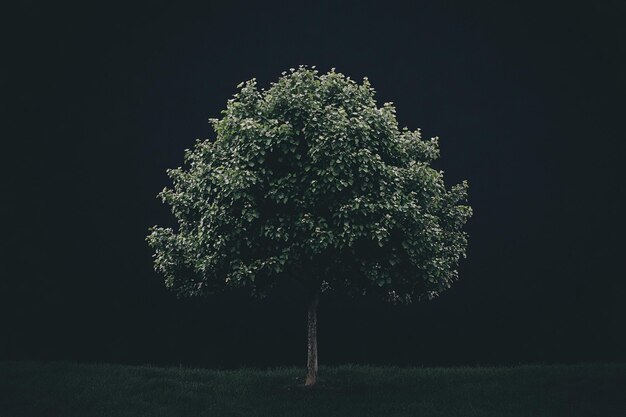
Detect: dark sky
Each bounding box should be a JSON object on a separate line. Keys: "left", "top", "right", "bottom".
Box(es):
{"left": 3, "top": 0, "right": 625, "bottom": 367}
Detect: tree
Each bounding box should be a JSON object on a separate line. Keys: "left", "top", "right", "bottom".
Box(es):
{"left": 147, "top": 66, "right": 472, "bottom": 386}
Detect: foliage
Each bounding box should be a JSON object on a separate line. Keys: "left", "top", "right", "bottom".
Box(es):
{"left": 147, "top": 66, "right": 472, "bottom": 302}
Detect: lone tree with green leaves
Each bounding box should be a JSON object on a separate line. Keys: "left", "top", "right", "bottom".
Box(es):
{"left": 147, "top": 66, "right": 472, "bottom": 386}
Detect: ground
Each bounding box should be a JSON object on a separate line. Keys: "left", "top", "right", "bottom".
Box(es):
{"left": 1, "top": 361, "right": 625, "bottom": 416}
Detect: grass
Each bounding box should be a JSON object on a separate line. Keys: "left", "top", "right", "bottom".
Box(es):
{"left": 1, "top": 361, "right": 625, "bottom": 417}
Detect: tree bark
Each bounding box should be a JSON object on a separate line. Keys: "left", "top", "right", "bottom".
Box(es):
{"left": 304, "top": 293, "right": 319, "bottom": 386}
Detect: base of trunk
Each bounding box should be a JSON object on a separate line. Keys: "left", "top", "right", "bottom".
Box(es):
{"left": 304, "top": 294, "right": 319, "bottom": 386}
{"left": 304, "top": 373, "right": 317, "bottom": 387}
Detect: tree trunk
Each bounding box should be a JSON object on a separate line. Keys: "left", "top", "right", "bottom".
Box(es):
{"left": 304, "top": 293, "right": 319, "bottom": 386}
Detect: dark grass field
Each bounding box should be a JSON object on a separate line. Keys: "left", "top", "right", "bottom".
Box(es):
{"left": 1, "top": 361, "right": 625, "bottom": 417}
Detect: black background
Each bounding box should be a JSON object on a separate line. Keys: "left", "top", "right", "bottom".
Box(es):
{"left": 3, "top": 0, "right": 625, "bottom": 368}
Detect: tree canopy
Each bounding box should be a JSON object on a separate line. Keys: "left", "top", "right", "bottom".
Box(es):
{"left": 147, "top": 66, "right": 472, "bottom": 304}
